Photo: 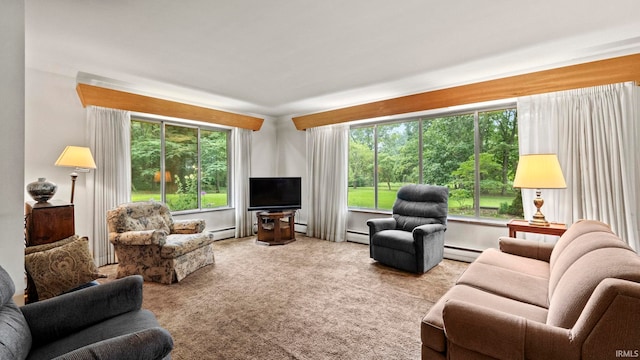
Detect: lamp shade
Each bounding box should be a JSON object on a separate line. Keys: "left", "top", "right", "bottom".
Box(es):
{"left": 54, "top": 146, "right": 97, "bottom": 169}
{"left": 513, "top": 154, "right": 566, "bottom": 189}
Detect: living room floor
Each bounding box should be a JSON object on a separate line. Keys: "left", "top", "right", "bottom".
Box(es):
{"left": 98, "top": 236, "right": 468, "bottom": 360}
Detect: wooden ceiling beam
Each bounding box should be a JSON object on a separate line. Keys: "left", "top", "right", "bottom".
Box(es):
{"left": 76, "top": 83, "right": 264, "bottom": 131}
{"left": 292, "top": 53, "right": 640, "bottom": 130}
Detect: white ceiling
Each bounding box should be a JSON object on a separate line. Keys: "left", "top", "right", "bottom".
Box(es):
{"left": 26, "top": 0, "right": 640, "bottom": 118}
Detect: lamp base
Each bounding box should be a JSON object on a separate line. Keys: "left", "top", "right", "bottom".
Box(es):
{"left": 529, "top": 189, "right": 550, "bottom": 226}
{"left": 529, "top": 213, "right": 550, "bottom": 227}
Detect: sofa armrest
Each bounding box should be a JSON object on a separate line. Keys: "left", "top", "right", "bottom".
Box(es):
{"left": 51, "top": 327, "right": 173, "bottom": 360}
{"left": 498, "top": 236, "right": 554, "bottom": 262}
{"left": 22, "top": 276, "right": 144, "bottom": 346}
{"left": 443, "top": 299, "right": 575, "bottom": 360}
{"left": 172, "top": 219, "right": 205, "bottom": 234}
{"left": 109, "top": 230, "right": 167, "bottom": 246}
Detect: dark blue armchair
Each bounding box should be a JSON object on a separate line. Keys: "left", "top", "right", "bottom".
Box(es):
{"left": 367, "top": 184, "right": 448, "bottom": 273}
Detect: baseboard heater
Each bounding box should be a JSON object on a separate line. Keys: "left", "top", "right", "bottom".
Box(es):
{"left": 346, "top": 230, "right": 480, "bottom": 263}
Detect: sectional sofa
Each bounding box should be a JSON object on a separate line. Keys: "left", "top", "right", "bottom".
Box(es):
{"left": 422, "top": 219, "right": 640, "bottom": 359}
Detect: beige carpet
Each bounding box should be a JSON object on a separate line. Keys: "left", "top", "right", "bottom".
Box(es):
{"left": 98, "top": 236, "right": 468, "bottom": 360}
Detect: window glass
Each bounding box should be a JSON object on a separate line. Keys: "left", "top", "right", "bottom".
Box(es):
{"left": 377, "top": 121, "right": 419, "bottom": 210}
{"left": 130, "top": 118, "right": 230, "bottom": 212}
{"left": 130, "top": 120, "right": 161, "bottom": 202}
{"left": 348, "top": 127, "right": 375, "bottom": 208}
{"left": 348, "top": 105, "right": 519, "bottom": 220}
{"left": 165, "top": 125, "right": 198, "bottom": 211}
{"left": 200, "top": 129, "right": 228, "bottom": 209}
{"left": 477, "top": 109, "right": 522, "bottom": 219}
{"left": 423, "top": 114, "right": 474, "bottom": 216}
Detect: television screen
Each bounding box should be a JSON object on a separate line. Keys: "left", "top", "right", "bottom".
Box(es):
{"left": 248, "top": 177, "right": 302, "bottom": 211}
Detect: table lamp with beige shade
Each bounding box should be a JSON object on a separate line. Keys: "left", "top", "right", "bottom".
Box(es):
{"left": 513, "top": 153, "right": 566, "bottom": 226}
{"left": 54, "top": 146, "right": 97, "bottom": 203}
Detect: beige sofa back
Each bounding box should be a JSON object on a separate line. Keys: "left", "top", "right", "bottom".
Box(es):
{"left": 107, "top": 201, "right": 174, "bottom": 234}
{"left": 547, "top": 220, "right": 640, "bottom": 328}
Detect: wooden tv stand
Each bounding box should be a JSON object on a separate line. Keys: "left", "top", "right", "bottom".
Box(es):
{"left": 256, "top": 210, "right": 295, "bottom": 246}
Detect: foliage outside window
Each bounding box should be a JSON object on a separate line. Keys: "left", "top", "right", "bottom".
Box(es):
{"left": 348, "top": 107, "right": 523, "bottom": 220}
{"left": 130, "top": 118, "right": 229, "bottom": 211}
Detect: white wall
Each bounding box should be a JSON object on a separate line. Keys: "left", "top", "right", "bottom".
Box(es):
{"left": 25, "top": 69, "right": 92, "bottom": 237}
{"left": 274, "top": 116, "right": 307, "bottom": 224}
{"left": 0, "top": 0, "right": 26, "bottom": 298}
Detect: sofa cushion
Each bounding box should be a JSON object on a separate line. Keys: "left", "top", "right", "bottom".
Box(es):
{"left": 24, "top": 237, "right": 102, "bottom": 300}
{"left": 549, "top": 220, "right": 612, "bottom": 272}
{"left": 548, "top": 230, "right": 632, "bottom": 299}
{"left": 0, "top": 266, "right": 32, "bottom": 360}
{"left": 456, "top": 262, "right": 549, "bottom": 308}
{"left": 421, "top": 284, "right": 548, "bottom": 354}
{"left": 475, "top": 248, "right": 550, "bottom": 279}
{"left": 370, "top": 230, "right": 416, "bottom": 254}
{"left": 160, "top": 233, "right": 215, "bottom": 258}
{"left": 547, "top": 247, "right": 640, "bottom": 328}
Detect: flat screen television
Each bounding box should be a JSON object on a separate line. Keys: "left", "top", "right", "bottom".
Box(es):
{"left": 248, "top": 177, "right": 302, "bottom": 211}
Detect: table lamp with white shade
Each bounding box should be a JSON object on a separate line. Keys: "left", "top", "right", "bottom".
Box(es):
{"left": 513, "top": 153, "right": 566, "bottom": 226}
{"left": 54, "top": 146, "right": 97, "bottom": 203}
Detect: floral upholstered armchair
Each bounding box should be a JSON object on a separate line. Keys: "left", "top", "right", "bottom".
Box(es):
{"left": 107, "top": 201, "right": 215, "bottom": 284}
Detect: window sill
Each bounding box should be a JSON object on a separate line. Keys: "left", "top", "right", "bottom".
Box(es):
{"left": 348, "top": 208, "right": 509, "bottom": 228}
{"left": 171, "top": 206, "right": 233, "bottom": 216}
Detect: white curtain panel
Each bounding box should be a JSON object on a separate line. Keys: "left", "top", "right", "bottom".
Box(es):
{"left": 233, "top": 127, "right": 253, "bottom": 238}
{"left": 518, "top": 82, "right": 640, "bottom": 250}
{"left": 86, "top": 106, "right": 131, "bottom": 266}
{"left": 306, "top": 124, "right": 349, "bottom": 242}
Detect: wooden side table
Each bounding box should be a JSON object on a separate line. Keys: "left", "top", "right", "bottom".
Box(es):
{"left": 256, "top": 211, "right": 295, "bottom": 246}
{"left": 507, "top": 219, "right": 567, "bottom": 238}
{"left": 25, "top": 200, "right": 75, "bottom": 246}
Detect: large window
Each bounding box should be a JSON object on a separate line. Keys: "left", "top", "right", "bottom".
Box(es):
{"left": 348, "top": 106, "right": 522, "bottom": 220}
{"left": 131, "top": 118, "right": 230, "bottom": 212}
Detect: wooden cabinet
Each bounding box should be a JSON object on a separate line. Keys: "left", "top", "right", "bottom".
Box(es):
{"left": 256, "top": 211, "right": 295, "bottom": 246}
{"left": 25, "top": 200, "right": 75, "bottom": 246}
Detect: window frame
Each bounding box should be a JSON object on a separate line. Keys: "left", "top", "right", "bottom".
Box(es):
{"left": 130, "top": 114, "right": 232, "bottom": 214}
{"left": 348, "top": 100, "right": 518, "bottom": 221}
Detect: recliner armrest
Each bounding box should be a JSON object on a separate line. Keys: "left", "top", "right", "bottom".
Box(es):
{"left": 498, "top": 236, "right": 554, "bottom": 262}
{"left": 413, "top": 223, "right": 446, "bottom": 237}
{"left": 172, "top": 219, "right": 205, "bottom": 234}
{"left": 51, "top": 327, "right": 173, "bottom": 360}
{"left": 109, "top": 230, "right": 168, "bottom": 246}
{"left": 366, "top": 218, "right": 397, "bottom": 233}
{"left": 22, "top": 276, "right": 144, "bottom": 346}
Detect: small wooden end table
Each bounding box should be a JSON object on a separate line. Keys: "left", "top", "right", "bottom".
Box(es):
{"left": 507, "top": 219, "right": 567, "bottom": 238}
{"left": 256, "top": 211, "right": 295, "bottom": 246}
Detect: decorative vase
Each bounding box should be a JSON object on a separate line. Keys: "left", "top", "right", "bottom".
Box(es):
{"left": 27, "top": 177, "right": 57, "bottom": 203}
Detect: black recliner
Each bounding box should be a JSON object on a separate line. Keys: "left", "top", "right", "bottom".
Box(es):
{"left": 367, "top": 184, "right": 448, "bottom": 273}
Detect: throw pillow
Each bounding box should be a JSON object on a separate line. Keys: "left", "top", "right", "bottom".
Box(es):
{"left": 24, "top": 237, "right": 102, "bottom": 300}
{"left": 24, "top": 234, "right": 79, "bottom": 255}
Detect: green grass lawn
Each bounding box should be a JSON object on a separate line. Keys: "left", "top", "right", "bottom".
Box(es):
{"left": 131, "top": 191, "right": 228, "bottom": 210}
{"left": 348, "top": 185, "right": 518, "bottom": 219}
